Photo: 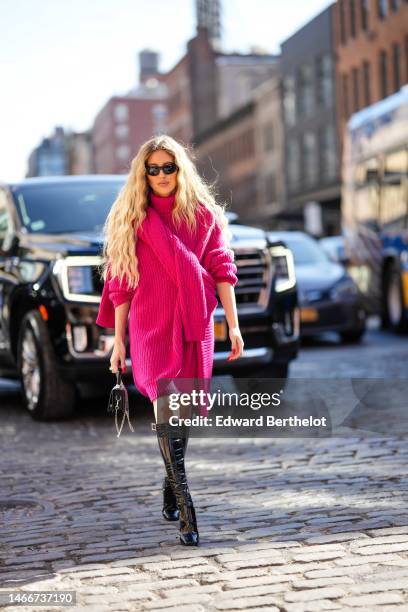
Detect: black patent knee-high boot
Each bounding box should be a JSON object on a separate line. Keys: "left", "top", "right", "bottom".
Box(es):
{"left": 155, "top": 422, "right": 199, "bottom": 546}
{"left": 162, "top": 430, "right": 189, "bottom": 521}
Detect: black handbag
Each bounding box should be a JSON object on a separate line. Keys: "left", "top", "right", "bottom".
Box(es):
{"left": 107, "top": 366, "right": 134, "bottom": 437}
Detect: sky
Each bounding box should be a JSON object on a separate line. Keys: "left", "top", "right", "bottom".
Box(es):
{"left": 1, "top": 0, "right": 333, "bottom": 181}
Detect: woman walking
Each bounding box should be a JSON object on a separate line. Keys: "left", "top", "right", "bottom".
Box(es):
{"left": 96, "top": 135, "right": 244, "bottom": 546}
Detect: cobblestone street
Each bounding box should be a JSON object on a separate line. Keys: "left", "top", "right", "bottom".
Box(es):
{"left": 1, "top": 326, "right": 408, "bottom": 611}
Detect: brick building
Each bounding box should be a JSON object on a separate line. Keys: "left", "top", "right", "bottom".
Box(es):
{"left": 92, "top": 50, "right": 168, "bottom": 174}
{"left": 333, "top": 0, "right": 408, "bottom": 156}
{"left": 194, "top": 101, "right": 257, "bottom": 221}
{"left": 162, "top": 26, "right": 280, "bottom": 224}
{"left": 194, "top": 67, "right": 286, "bottom": 227}
{"left": 92, "top": 88, "right": 167, "bottom": 174}
{"left": 280, "top": 5, "right": 340, "bottom": 235}
{"left": 164, "top": 55, "right": 193, "bottom": 145}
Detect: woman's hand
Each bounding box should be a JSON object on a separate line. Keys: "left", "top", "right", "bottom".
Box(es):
{"left": 227, "top": 326, "right": 244, "bottom": 361}
{"left": 110, "top": 338, "right": 127, "bottom": 373}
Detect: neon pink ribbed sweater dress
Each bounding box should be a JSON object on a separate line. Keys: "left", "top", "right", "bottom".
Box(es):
{"left": 96, "top": 190, "right": 238, "bottom": 403}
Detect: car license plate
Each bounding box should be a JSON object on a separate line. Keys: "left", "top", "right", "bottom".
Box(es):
{"left": 300, "top": 307, "right": 319, "bottom": 322}
{"left": 214, "top": 318, "right": 227, "bottom": 340}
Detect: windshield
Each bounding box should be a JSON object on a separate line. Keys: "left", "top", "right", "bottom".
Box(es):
{"left": 10, "top": 180, "right": 126, "bottom": 233}
{"left": 284, "top": 237, "right": 329, "bottom": 265}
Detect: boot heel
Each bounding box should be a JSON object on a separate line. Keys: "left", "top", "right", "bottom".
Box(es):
{"left": 178, "top": 494, "right": 199, "bottom": 546}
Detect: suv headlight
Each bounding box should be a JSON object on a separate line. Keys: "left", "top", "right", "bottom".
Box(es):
{"left": 269, "top": 245, "right": 296, "bottom": 292}
{"left": 329, "top": 277, "right": 358, "bottom": 300}
{"left": 53, "top": 256, "right": 103, "bottom": 303}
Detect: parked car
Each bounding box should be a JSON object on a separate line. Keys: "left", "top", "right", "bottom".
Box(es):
{"left": 0, "top": 175, "right": 299, "bottom": 420}
{"left": 267, "top": 230, "right": 366, "bottom": 343}
{"left": 319, "top": 235, "right": 347, "bottom": 264}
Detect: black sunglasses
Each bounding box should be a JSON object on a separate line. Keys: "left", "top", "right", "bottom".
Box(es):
{"left": 145, "top": 162, "right": 179, "bottom": 176}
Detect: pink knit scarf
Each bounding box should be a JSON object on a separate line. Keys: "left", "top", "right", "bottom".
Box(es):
{"left": 136, "top": 205, "right": 218, "bottom": 341}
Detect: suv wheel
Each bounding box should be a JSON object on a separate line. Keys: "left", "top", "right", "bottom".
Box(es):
{"left": 340, "top": 329, "right": 365, "bottom": 344}
{"left": 17, "top": 310, "right": 76, "bottom": 420}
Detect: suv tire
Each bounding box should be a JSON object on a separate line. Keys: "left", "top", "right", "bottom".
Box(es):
{"left": 17, "top": 310, "right": 77, "bottom": 420}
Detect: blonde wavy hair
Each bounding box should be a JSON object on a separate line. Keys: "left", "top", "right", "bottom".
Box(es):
{"left": 99, "top": 134, "right": 233, "bottom": 290}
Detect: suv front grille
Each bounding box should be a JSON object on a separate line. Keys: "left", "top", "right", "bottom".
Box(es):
{"left": 233, "top": 248, "right": 271, "bottom": 308}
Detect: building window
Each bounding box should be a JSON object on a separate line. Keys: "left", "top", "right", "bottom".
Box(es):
{"left": 342, "top": 73, "right": 350, "bottom": 118}
{"left": 298, "top": 64, "right": 314, "bottom": 117}
{"left": 264, "top": 173, "right": 277, "bottom": 203}
{"left": 377, "top": 0, "right": 388, "bottom": 19}
{"left": 303, "top": 131, "right": 318, "bottom": 185}
{"left": 316, "top": 54, "right": 333, "bottom": 107}
{"left": 321, "top": 125, "right": 337, "bottom": 180}
{"left": 283, "top": 76, "right": 296, "bottom": 126}
{"left": 350, "top": 0, "right": 356, "bottom": 37}
{"left": 360, "top": 0, "right": 369, "bottom": 30}
{"left": 152, "top": 103, "right": 167, "bottom": 134}
{"left": 236, "top": 70, "right": 255, "bottom": 106}
{"left": 339, "top": 0, "right": 347, "bottom": 44}
{"left": 392, "top": 43, "right": 401, "bottom": 92}
{"left": 114, "top": 103, "right": 129, "bottom": 122}
{"left": 115, "top": 124, "right": 129, "bottom": 139}
{"left": 287, "top": 138, "right": 300, "bottom": 190}
{"left": 245, "top": 129, "right": 255, "bottom": 157}
{"left": 232, "top": 175, "right": 257, "bottom": 208}
{"left": 379, "top": 50, "right": 388, "bottom": 98}
{"left": 116, "top": 144, "right": 130, "bottom": 161}
{"left": 263, "top": 122, "right": 274, "bottom": 151}
{"left": 352, "top": 67, "right": 360, "bottom": 112}
{"left": 362, "top": 61, "right": 371, "bottom": 105}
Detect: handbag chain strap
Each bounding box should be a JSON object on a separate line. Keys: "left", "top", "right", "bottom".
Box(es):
{"left": 113, "top": 367, "right": 135, "bottom": 437}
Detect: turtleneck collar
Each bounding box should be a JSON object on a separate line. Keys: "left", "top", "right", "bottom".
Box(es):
{"left": 148, "top": 189, "right": 176, "bottom": 214}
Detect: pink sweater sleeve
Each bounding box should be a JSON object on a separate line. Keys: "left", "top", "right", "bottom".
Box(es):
{"left": 107, "top": 268, "right": 136, "bottom": 307}
{"left": 202, "top": 219, "right": 238, "bottom": 287}
{"left": 96, "top": 266, "right": 135, "bottom": 329}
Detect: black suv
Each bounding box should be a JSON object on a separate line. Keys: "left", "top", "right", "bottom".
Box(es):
{"left": 0, "top": 175, "right": 299, "bottom": 420}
